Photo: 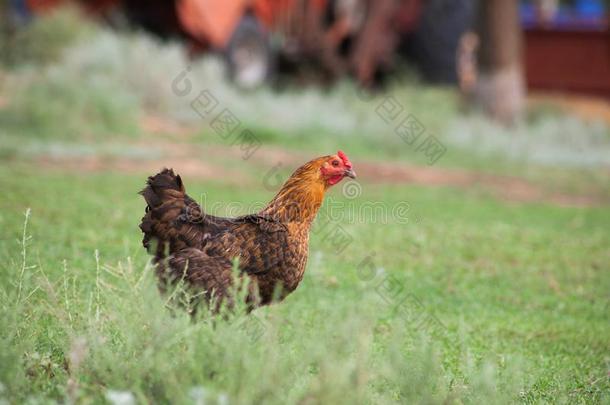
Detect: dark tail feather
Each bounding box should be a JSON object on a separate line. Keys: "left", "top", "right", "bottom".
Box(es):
{"left": 140, "top": 168, "right": 184, "bottom": 208}
{"left": 139, "top": 168, "right": 186, "bottom": 257}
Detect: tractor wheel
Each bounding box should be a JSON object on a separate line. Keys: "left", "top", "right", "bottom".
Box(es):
{"left": 225, "top": 15, "right": 273, "bottom": 89}
{"left": 411, "top": 0, "right": 475, "bottom": 83}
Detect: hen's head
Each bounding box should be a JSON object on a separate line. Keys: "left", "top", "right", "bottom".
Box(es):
{"left": 265, "top": 151, "right": 356, "bottom": 221}
{"left": 319, "top": 150, "right": 356, "bottom": 186}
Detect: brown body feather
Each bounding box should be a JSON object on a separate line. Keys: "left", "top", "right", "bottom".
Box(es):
{"left": 139, "top": 156, "right": 338, "bottom": 309}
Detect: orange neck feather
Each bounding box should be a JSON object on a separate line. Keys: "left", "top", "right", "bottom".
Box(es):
{"left": 260, "top": 157, "right": 331, "bottom": 225}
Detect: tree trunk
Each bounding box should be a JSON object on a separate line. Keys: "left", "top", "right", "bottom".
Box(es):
{"left": 474, "top": 0, "right": 525, "bottom": 124}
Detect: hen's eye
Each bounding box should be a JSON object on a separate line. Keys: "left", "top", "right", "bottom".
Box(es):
{"left": 332, "top": 160, "right": 340, "bottom": 167}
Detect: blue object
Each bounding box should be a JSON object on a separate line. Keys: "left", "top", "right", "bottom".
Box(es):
{"left": 575, "top": 0, "right": 605, "bottom": 17}
{"left": 520, "top": 0, "right": 607, "bottom": 29}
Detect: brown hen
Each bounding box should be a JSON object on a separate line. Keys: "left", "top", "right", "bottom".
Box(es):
{"left": 139, "top": 151, "right": 356, "bottom": 309}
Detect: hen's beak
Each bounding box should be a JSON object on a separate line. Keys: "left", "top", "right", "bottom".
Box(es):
{"left": 344, "top": 168, "right": 357, "bottom": 179}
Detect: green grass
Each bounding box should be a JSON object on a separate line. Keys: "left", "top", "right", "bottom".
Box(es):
{"left": 0, "top": 6, "right": 92, "bottom": 69}
{"left": 0, "top": 70, "right": 140, "bottom": 141}
{"left": 1, "top": 12, "right": 609, "bottom": 403}
{"left": 0, "top": 164, "right": 608, "bottom": 404}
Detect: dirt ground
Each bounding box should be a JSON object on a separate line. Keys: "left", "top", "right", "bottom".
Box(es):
{"left": 7, "top": 92, "right": 610, "bottom": 208}
{"left": 33, "top": 135, "right": 607, "bottom": 208}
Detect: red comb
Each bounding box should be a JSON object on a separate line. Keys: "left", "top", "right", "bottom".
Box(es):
{"left": 337, "top": 150, "right": 352, "bottom": 168}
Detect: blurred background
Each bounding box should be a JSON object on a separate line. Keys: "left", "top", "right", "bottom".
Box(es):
{"left": 1, "top": 1, "right": 609, "bottom": 403}
{"left": 2, "top": 0, "right": 610, "bottom": 170}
